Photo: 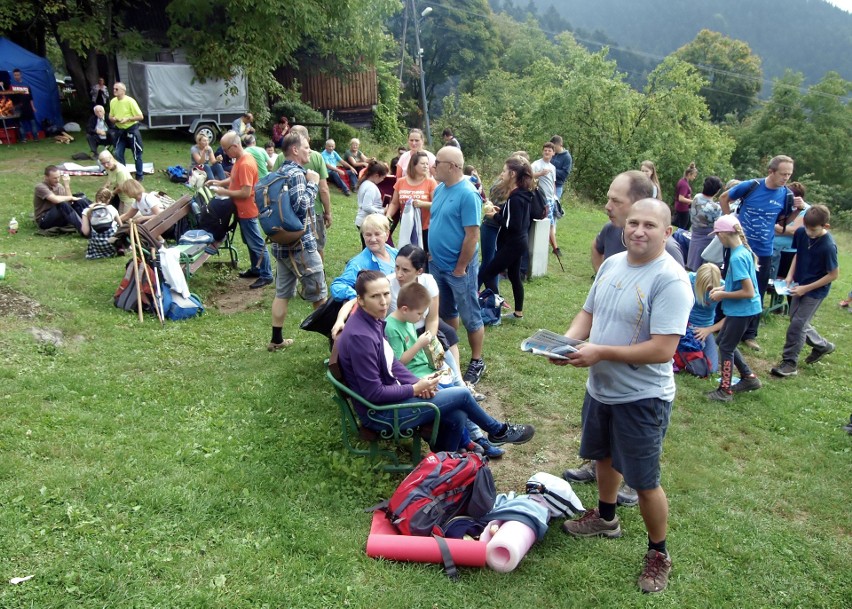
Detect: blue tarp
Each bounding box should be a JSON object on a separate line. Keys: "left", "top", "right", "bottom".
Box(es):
{"left": 0, "top": 38, "right": 64, "bottom": 129}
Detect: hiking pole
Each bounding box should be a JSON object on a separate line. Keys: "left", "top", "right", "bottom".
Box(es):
{"left": 553, "top": 249, "right": 565, "bottom": 272}
{"left": 133, "top": 222, "right": 164, "bottom": 325}
{"left": 127, "top": 219, "right": 145, "bottom": 322}
{"left": 150, "top": 244, "right": 165, "bottom": 326}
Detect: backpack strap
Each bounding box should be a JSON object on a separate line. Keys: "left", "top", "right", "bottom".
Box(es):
{"left": 735, "top": 179, "right": 761, "bottom": 217}
{"left": 432, "top": 534, "right": 460, "bottom": 581}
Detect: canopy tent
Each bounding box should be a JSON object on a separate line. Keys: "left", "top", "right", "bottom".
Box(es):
{"left": 0, "top": 38, "right": 64, "bottom": 129}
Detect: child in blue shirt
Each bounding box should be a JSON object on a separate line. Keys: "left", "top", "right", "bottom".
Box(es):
{"left": 770, "top": 205, "right": 838, "bottom": 377}
{"left": 706, "top": 215, "right": 763, "bottom": 402}
{"left": 688, "top": 263, "right": 724, "bottom": 374}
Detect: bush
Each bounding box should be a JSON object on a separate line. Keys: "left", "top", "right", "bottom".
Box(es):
{"left": 269, "top": 97, "right": 325, "bottom": 142}
{"left": 328, "top": 121, "right": 358, "bottom": 146}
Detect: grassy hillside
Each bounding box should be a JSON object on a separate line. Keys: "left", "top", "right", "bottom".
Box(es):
{"left": 0, "top": 133, "right": 850, "bottom": 607}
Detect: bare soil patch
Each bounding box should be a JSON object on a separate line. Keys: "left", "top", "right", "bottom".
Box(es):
{"left": 208, "top": 279, "right": 267, "bottom": 314}
{"left": 0, "top": 284, "right": 42, "bottom": 318}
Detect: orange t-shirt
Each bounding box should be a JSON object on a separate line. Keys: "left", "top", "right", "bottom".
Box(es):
{"left": 394, "top": 176, "right": 437, "bottom": 229}
{"left": 230, "top": 154, "right": 259, "bottom": 219}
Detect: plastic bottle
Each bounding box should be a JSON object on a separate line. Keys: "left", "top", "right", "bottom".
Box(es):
{"left": 8, "top": 217, "right": 18, "bottom": 234}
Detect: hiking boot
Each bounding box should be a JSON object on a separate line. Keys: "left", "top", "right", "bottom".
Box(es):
{"left": 239, "top": 268, "right": 260, "bottom": 278}
{"left": 805, "top": 342, "right": 835, "bottom": 364}
{"left": 488, "top": 423, "right": 535, "bottom": 446}
{"left": 770, "top": 362, "right": 798, "bottom": 377}
{"left": 463, "top": 359, "right": 486, "bottom": 385}
{"left": 561, "top": 508, "right": 622, "bottom": 538}
{"left": 742, "top": 338, "right": 761, "bottom": 351}
{"left": 562, "top": 460, "right": 597, "bottom": 483}
{"left": 249, "top": 277, "right": 273, "bottom": 289}
{"left": 475, "top": 437, "right": 505, "bottom": 459}
{"left": 731, "top": 375, "right": 762, "bottom": 393}
{"left": 617, "top": 483, "right": 639, "bottom": 507}
{"left": 706, "top": 388, "right": 733, "bottom": 402}
{"left": 638, "top": 549, "right": 672, "bottom": 593}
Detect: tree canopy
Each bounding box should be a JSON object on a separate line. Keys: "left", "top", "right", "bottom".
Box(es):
{"left": 674, "top": 29, "right": 763, "bottom": 122}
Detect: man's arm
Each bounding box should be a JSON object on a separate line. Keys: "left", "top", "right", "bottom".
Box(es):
{"left": 319, "top": 179, "right": 332, "bottom": 228}
{"left": 719, "top": 189, "right": 732, "bottom": 214}
{"left": 567, "top": 334, "right": 681, "bottom": 368}
{"left": 453, "top": 225, "right": 480, "bottom": 276}
{"left": 591, "top": 238, "right": 604, "bottom": 272}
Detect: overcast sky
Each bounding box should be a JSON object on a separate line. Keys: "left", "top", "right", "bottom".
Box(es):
{"left": 825, "top": 0, "right": 851, "bottom": 11}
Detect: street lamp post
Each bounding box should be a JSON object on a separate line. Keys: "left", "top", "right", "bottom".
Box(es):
{"left": 412, "top": 1, "right": 432, "bottom": 147}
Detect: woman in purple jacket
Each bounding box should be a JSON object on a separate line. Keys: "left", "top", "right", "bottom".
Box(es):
{"left": 336, "top": 271, "right": 535, "bottom": 452}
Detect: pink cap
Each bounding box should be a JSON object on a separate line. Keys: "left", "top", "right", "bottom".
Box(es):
{"left": 712, "top": 214, "right": 740, "bottom": 234}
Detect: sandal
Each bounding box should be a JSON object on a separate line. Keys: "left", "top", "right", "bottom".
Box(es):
{"left": 267, "top": 339, "right": 294, "bottom": 351}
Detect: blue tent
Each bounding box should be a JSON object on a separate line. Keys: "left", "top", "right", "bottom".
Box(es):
{"left": 0, "top": 37, "right": 64, "bottom": 129}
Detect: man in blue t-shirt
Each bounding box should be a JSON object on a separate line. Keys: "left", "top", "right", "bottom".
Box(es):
{"left": 428, "top": 146, "right": 486, "bottom": 385}
{"left": 321, "top": 139, "right": 359, "bottom": 196}
{"left": 719, "top": 154, "right": 794, "bottom": 350}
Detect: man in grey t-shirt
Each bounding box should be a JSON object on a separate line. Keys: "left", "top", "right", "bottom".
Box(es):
{"left": 555, "top": 199, "right": 692, "bottom": 593}
{"left": 531, "top": 142, "right": 559, "bottom": 255}
{"left": 591, "top": 171, "right": 685, "bottom": 272}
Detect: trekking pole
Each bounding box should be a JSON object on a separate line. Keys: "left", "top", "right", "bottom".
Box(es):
{"left": 554, "top": 249, "right": 565, "bottom": 272}
{"left": 150, "top": 245, "right": 165, "bottom": 326}
{"left": 133, "top": 222, "right": 164, "bottom": 325}
{"left": 127, "top": 219, "right": 145, "bottom": 322}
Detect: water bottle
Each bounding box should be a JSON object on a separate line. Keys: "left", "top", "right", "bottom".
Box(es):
{"left": 8, "top": 217, "right": 17, "bottom": 234}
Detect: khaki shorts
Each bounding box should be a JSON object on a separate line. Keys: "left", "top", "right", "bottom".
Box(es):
{"left": 274, "top": 247, "right": 327, "bottom": 302}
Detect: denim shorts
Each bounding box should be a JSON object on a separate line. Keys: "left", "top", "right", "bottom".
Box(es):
{"left": 433, "top": 262, "right": 483, "bottom": 333}
{"left": 578, "top": 391, "right": 671, "bottom": 490}
{"left": 274, "top": 247, "right": 327, "bottom": 302}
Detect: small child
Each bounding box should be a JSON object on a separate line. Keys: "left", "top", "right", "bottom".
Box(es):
{"left": 118, "top": 179, "right": 162, "bottom": 223}
{"left": 81, "top": 187, "right": 122, "bottom": 259}
{"left": 385, "top": 283, "right": 499, "bottom": 456}
{"left": 770, "top": 205, "right": 838, "bottom": 377}
{"left": 688, "top": 263, "right": 723, "bottom": 374}
{"left": 706, "top": 215, "right": 763, "bottom": 402}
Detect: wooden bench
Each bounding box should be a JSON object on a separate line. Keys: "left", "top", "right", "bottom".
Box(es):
{"left": 118, "top": 193, "right": 239, "bottom": 277}
{"left": 325, "top": 360, "right": 439, "bottom": 473}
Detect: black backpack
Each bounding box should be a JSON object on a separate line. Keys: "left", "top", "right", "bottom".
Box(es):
{"left": 190, "top": 187, "right": 236, "bottom": 241}
{"left": 529, "top": 187, "right": 548, "bottom": 226}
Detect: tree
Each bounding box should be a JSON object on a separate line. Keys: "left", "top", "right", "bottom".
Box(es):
{"left": 674, "top": 29, "right": 763, "bottom": 122}
{"left": 394, "top": 0, "right": 500, "bottom": 126}
{"left": 0, "top": 0, "right": 149, "bottom": 97}
{"left": 731, "top": 70, "right": 851, "bottom": 212}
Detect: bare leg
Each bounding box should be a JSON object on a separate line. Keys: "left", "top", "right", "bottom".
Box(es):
{"left": 637, "top": 486, "right": 669, "bottom": 543}
{"left": 595, "top": 457, "right": 622, "bottom": 505}
{"left": 468, "top": 326, "right": 484, "bottom": 361}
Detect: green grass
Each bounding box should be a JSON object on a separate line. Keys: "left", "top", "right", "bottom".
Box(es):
{"left": 1, "top": 133, "right": 850, "bottom": 608}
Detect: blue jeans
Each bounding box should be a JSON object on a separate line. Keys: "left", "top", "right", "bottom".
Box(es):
{"left": 480, "top": 222, "right": 499, "bottom": 271}
{"left": 18, "top": 117, "right": 40, "bottom": 140}
{"left": 434, "top": 260, "right": 484, "bottom": 333}
{"left": 555, "top": 184, "right": 565, "bottom": 200}
{"left": 372, "top": 386, "right": 501, "bottom": 452}
{"left": 201, "top": 163, "right": 227, "bottom": 181}
{"left": 238, "top": 217, "right": 272, "bottom": 280}
{"left": 114, "top": 124, "right": 144, "bottom": 180}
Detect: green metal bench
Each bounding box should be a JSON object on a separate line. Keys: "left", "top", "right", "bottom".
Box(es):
{"left": 325, "top": 360, "right": 440, "bottom": 473}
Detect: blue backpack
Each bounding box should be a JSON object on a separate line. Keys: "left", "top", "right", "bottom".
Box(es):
{"left": 166, "top": 165, "right": 189, "bottom": 183}
{"left": 161, "top": 286, "right": 204, "bottom": 321}
{"left": 255, "top": 172, "right": 306, "bottom": 246}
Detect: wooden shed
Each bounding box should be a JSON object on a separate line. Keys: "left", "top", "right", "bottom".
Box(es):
{"left": 275, "top": 64, "right": 377, "bottom": 127}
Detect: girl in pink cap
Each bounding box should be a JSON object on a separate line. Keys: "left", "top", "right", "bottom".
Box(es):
{"left": 706, "top": 215, "right": 763, "bottom": 402}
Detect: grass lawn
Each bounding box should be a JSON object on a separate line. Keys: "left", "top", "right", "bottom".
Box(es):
{"left": 1, "top": 133, "right": 849, "bottom": 608}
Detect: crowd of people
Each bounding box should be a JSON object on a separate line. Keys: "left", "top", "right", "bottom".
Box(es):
{"left": 29, "top": 102, "right": 847, "bottom": 593}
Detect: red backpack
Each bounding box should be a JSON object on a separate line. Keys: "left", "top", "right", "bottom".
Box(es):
{"left": 385, "top": 451, "right": 496, "bottom": 537}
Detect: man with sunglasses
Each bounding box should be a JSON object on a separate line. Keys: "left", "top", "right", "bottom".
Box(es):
{"left": 429, "top": 147, "right": 487, "bottom": 385}
{"left": 208, "top": 131, "right": 272, "bottom": 289}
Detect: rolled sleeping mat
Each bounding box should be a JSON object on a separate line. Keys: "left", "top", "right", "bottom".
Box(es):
{"left": 482, "top": 520, "right": 537, "bottom": 573}
{"left": 365, "top": 511, "right": 487, "bottom": 568}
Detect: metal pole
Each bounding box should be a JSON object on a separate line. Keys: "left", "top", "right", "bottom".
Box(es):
{"left": 398, "top": 0, "right": 409, "bottom": 85}
{"left": 411, "top": 0, "right": 432, "bottom": 147}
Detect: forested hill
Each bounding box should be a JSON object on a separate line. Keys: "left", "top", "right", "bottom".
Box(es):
{"left": 518, "top": 0, "right": 852, "bottom": 87}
